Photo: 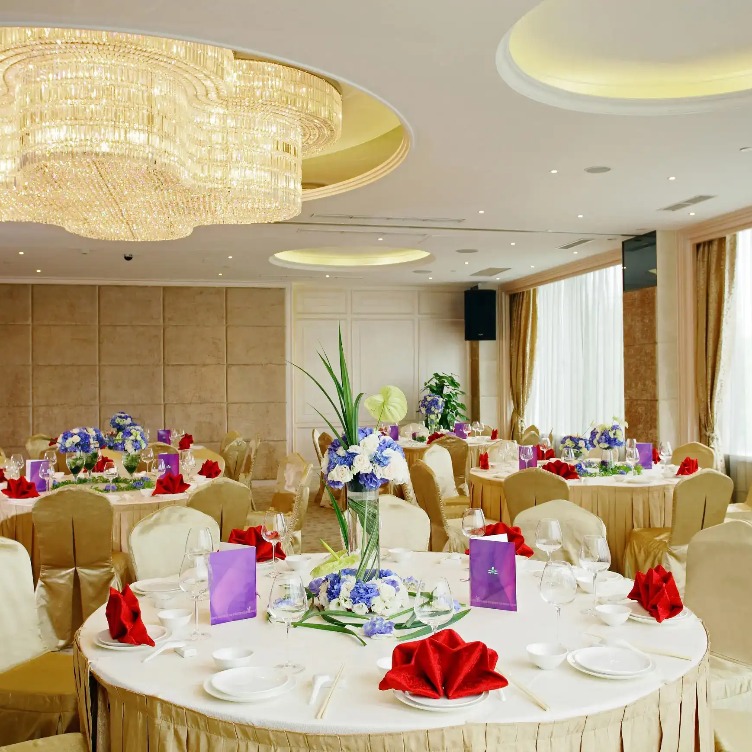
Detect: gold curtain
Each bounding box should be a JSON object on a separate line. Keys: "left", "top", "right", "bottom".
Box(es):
{"left": 509, "top": 289, "right": 538, "bottom": 441}
{"left": 695, "top": 235, "right": 736, "bottom": 470}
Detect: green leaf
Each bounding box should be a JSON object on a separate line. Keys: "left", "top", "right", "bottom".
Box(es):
{"left": 325, "top": 487, "right": 349, "bottom": 548}
{"left": 397, "top": 609, "right": 471, "bottom": 641}
{"left": 293, "top": 621, "right": 366, "bottom": 646}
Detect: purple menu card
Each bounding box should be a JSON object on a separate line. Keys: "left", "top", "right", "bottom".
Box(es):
{"left": 208, "top": 547, "right": 257, "bottom": 625}
{"left": 25, "top": 459, "right": 47, "bottom": 492}
{"left": 637, "top": 442, "right": 653, "bottom": 470}
{"left": 518, "top": 446, "right": 536, "bottom": 470}
{"left": 389, "top": 425, "right": 400, "bottom": 441}
{"left": 469, "top": 535, "right": 517, "bottom": 611}
{"left": 157, "top": 429, "right": 172, "bottom": 444}
{"left": 158, "top": 453, "right": 179, "bottom": 477}
{"left": 454, "top": 422, "right": 468, "bottom": 439}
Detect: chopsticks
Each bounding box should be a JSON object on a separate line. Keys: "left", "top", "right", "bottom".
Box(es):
{"left": 504, "top": 673, "right": 549, "bottom": 711}
{"left": 316, "top": 663, "right": 345, "bottom": 719}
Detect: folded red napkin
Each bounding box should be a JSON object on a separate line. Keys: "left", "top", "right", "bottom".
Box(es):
{"left": 490, "top": 429, "right": 499, "bottom": 440}
{"left": 379, "top": 629, "right": 507, "bottom": 699}
{"left": 478, "top": 452, "right": 490, "bottom": 470}
{"left": 198, "top": 459, "right": 221, "bottom": 478}
{"left": 228, "top": 525, "right": 286, "bottom": 562}
{"left": 48, "top": 438, "right": 57, "bottom": 446}
{"left": 536, "top": 445, "right": 555, "bottom": 461}
{"left": 465, "top": 522, "right": 534, "bottom": 557}
{"left": 676, "top": 457, "right": 698, "bottom": 476}
{"left": 93, "top": 455, "right": 113, "bottom": 473}
{"left": 2, "top": 477, "right": 39, "bottom": 499}
{"left": 105, "top": 584, "right": 155, "bottom": 646}
{"left": 652, "top": 446, "right": 661, "bottom": 464}
{"left": 542, "top": 459, "right": 579, "bottom": 480}
{"left": 628, "top": 565, "right": 683, "bottom": 623}
{"left": 152, "top": 472, "right": 190, "bottom": 496}
{"left": 178, "top": 434, "right": 194, "bottom": 450}
{"left": 426, "top": 432, "right": 443, "bottom": 444}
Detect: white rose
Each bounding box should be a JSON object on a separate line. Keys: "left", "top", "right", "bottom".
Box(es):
{"left": 328, "top": 596, "right": 340, "bottom": 609}
{"left": 371, "top": 597, "right": 386, "bottom": 614}
{"left": 378, "top": 583, "right": 397, "bottom": 601}
{"left": 352, "top": 602, "right": 368, "bottom": 616}
{"left": 340, "top": 582, "right": 353, "bottom": 598}
{"left": 340, "top": 598, "right": 353, "bottom": 611}
{"left": 328, "top": 465, "right": 353, "bottom": 484}
{"left": 361, "top": 433, "right": 380, "bottom": 454}
{"left": 352, "top": 453, "right": 372, "bottom": 474}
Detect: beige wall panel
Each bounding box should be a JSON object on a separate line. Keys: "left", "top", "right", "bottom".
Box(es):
{"left": 227, "top": 364, "right": 286, "bottom": 404}
{"left": 99, "top": 404, "right": 165, "bottom": 438}
{"left": 164, "top": 365, "right": 226, "bottom": 403}
{"left": 0, "top": 324, "right": 31, "bottom": 364}
{"left": 164, "top": 325, "right": 226, "bottom": 365}
{"left": 227, "top": 287, "right": 285, "bottom": 326}
{"left": 32, "top": 285, "right": 97, "bottom": 325}
{"left": 100, "top": 365, "right": 163, "bottom": 405}
{"left": 99, "top": 326, "right": 162, "bottom": 365}
{"left": 33, "top": 364, "right": 98, "bottom": 406}
{"left": 0, "top": 365, "right": 30, "bottom": 406}
{"left": 32, "top": 405, "right": 99, "bottom": 436}
{"left": 99, "top": 286, "right": 163, "bottom": 325}
{"left": 0, "top": 406, "right": 31, "bottom": 455}
{"left": 228, "top": 402, "right": 286, "bottom": 442}
{"left": 32, "top": 325, "right": 98, "bottom": 365}
{"left": 164, "top": 403, "right": 227, "bottom": 444}
{"left": 226, "top": 326, "right": 285, "bottom": 365}
{"left": 0, "top": 285, "right": 30, "bottom": 324}
{"left": 164, "top": 287, "right": 225, "bottom": 326}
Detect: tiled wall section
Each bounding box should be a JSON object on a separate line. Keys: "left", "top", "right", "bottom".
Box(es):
{"left": 0, "top": 284, "right": 286, "bottom": 478}
{"left": 623, "top": 286, "right": 658, "bottom": 445}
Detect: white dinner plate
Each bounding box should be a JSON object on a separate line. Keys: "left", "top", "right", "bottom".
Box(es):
{"left": 628, "top": 603, "right": 692, "bottom": 624}
{"left": 203, "top": 675, "right": 295, "bottom": 703}
{"left": 566, "top": 651, "right": 653, "bottom": 680}
{"left": 626, "top": 476, "right": 653, "bottom": 485}
{"left": 573, "top": 646, "right": 652, "bottom": 676}
{"left": 393, "top": 690, "right": 487, "bottom": 712}
{"left": 95, "top": 625, "right": 168, "bottom": 650}
{"left": 211, "top": 667, "right": 288, "bottom": 700}
{"left": 131, "top": 578, "right": 181, "bottom": 595}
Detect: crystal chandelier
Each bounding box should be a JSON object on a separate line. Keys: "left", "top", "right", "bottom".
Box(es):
{"left": 0, "top": 28, "right": 342, "bottom": 241}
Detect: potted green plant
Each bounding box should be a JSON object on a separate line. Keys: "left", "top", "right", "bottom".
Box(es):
{"left": 421, "top": 372, "right": 467, "bottom": 430}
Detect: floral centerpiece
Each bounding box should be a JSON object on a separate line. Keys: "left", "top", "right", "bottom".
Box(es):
{"left": 421, "top": 372, "right": 467, "bottom": 430}
{"left": 560, "top": 434, "right": 592, "bottom": 458}
{"left": 56, "top": 426, "right": 106, "bottom": 479}
{"left": 308, "top": 568, "right": 410, "bottom": 616}
{"left": 588, "top": 419, "right": 628, "bottom": 467}
{"left": 110, "top": 424, "right": 148, "bottom": 476}
{"left": 418, "top": 393, "right": 445, "bottom": 434}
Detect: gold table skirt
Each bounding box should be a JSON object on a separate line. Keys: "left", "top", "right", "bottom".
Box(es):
{"left": 72, "top": 637, "right": 711, "bottom": 752}
{"left": 469, "top": 473, "right": 674, "bottom": 573}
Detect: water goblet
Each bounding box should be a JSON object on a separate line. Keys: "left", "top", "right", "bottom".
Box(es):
{"left": 413, "top": 578, "right": 454, "bottom": 635}
{"left": 519, "top": 444, "right": 534, "bottom": 467}
{"left": 178, "top": 552, "right": 210, "bottom": 640}
{"left": 185, "top": 526, "right": 214, "bottom": 556}
{"left": 461, "top": 508, "right": 486, "bottom": 581}
{"left": 578, "top": 535, "right": 611, "bottom": 614}
{"left": 10, "top": 453, "right": 23, "bottom": 480}
{"left": 659, "top": 440, "right": 673, "bottom": 467}
{"left": 539, "top": 436, "right": 552, "bottom": 454}
{"left": 43, "top": 449, "right": 57, "bottom": 468}
{"left": 103, "top": 463, "right": 118, "bottom": 492}
{"left": 625, "top": 447, "right": 640, "bottom": 475}
{"left": 561, "top": 446, "right": 576, "bottom": 464}
{"left": 38, "top": 461, "right": 54, "bottom": 493}
{"left": 625, "top": 438, "right": 637, "bottom": 453}
{"left": 267, "top": 573, "right": 308, "bottom": 674}
{"left": 539, "top": 560, "right": 577, "bottom": 646}
{"left": 262, "top": 511, "right": 287, "bottom": 575}
{"left": 471, "top": 421, "right": 483, "bottom": 438}
{"left": 141, "top": 446, "right": 154, "bottom": 475}
{"left": 535, "top": 518, "right": 562, "bottom": 562}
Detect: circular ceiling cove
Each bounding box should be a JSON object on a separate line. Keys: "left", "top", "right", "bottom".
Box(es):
{"left": 270, "top": 247, "right": 431, "bottom": 270}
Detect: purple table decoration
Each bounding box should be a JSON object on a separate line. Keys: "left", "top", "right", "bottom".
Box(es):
{"left": 157, "top": 429, "right": 171, "bottom": 444}
{"left": 469, "top": 535, "right": 517, "bottom": 612}
{"left": 158, "top": 453, "right": 179, "bottom": 477}
{"left": 637, "top": 442, "right": 653, "bottom": 469}
{"left": 518, "top": 446, "right": 536, "bottom": 470}
{"left": 389, "top": 424, "right": 400, "bottom": 441}
{"left": 26, "top": 460, "right": 47, "bottom": 492}
{"left": 208, "top": 548, "right": 257, "bottom": 625}
{"left": 454, "top": 422, "right": 468, "bottom": 439}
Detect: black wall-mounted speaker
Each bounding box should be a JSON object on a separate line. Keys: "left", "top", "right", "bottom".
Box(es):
{"left": 464, "top": 288, "right": 497, "bottom": 341}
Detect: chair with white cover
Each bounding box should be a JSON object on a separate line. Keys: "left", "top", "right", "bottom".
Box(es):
{"left": 514, "top": 500, "right": 607, "bottom": 565}
{"left": 25, "top": 434, "right": 54, "bottom": 461}
{"left": 685, "top": 520, "right": 752, "bottom": 717}
{"left": 237, "top": 436, "right": 260, "bottom": 491}
{"left": 190, "top": 447, "right": 226, "bottom": 475}
{"left": 713, "top": 710, "right": 752, "bottom": 752}
{"left": 220, "top": 431, "right": 242, "bottom": 455}
{"left": 624, "top": 469, "right": 733, "bottom": 590}
{"left": 423, "top": 444, "right": 469, "bottom": 518}
{"left": 0, "top": 734, "right": 88, "bottom": 752}
{"left": 187, "top": 478, "right": 251, "bottom": 541}
{"left": 502, "top": 468, "right": 570, "bottom": 524}
{"left": 33, "top": 487, "right": 128, "bottom": 650}
{"left": 379, "top": 495, "right": 431, "bottom": 552}
{"left": 0, "top": 538, "right": 79, "bottom": 745}
{"left": 128, "top": 506, "right": 220, "bottom": 581}
{"left": 433, "top": 435, "right": 469, "bottom": 495}
{"left": 400, "top": 422, "right": 425, "bottom": 439}
{"left": 671, "top": 441, "right": 716, "bottom": 469}
{"left": 519, "top": 425, "right": 540, "bottom": 446}
{"left": 220, "top": 437, "right": 250, "bottom": 482}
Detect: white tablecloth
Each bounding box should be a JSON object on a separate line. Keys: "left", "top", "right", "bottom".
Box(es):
{"left": 76, "top": 552, "right": 707, "bottom": 740}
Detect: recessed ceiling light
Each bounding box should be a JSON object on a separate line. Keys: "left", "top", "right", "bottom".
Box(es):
{"left": 740, "top": 146, "right": 752, "bottom": 152}
{"left": 530, "top": 265, "right": 535, "bottom": 269}
{"left": 227, "top": 255, "right": 233, "bottom": 259}
{"left": 478, "top": 210, "right": 485, "bottom": 214}
{"left": 549, "top": 169, "right": 558, "bottom": 174}
{"left": 573, "top": 251, "right": 579, "bottom": 255}
{"left": 218, "top": 272, "right": 223, "bottom": 276}
{"left": 464, "top": 261, "right": 469, "bottom": 265}
{"left": 325, "top": 274, "right": 330, "bottom": 278}
{"left": 510, "top": 242, "right": 516, "bottom": 246}
{"left": 577, "top": 214, "right": 584, "bottom": 218}
{"left": 36, "top": 269, "right": 41, "bottom": 273}
{"left": 377, "top": 237, "right": 383, "bottom": 241}
{"left": 18, "top": 251, "right": 23, "bottom": 255}
{"left": 428, "top": 276, "right": 433, "bottom": 280}
{"left": 668, "top": 176, "right": 676, "bottom": 181}
{"left": 689, "top": 211, "right": 696, "bottom": 216}
{"left": 495, "top": 277, "right": 500, "bottom": 281}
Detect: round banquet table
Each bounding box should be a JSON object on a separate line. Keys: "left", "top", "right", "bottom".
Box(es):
{"left": 74, "top": 552, "right": 711, "bottom": 752}
{"left": 469, "top": 464, "right": 680, "bottom": 574}
{"left": 399, "top": 436, "right": 501, "bottom": 472}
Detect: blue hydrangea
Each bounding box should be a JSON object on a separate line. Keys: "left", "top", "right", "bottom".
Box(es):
{"left": 350, "top": 580, "right": 379, "bottom": 607}
{"left": 57, "top": 427, "right": 105, "bottom": 454}
{"left": 363, "top": 616, "right": 395, "bottom": 638}
{"left": 419, "top": 394, "right": 445, "bottom": 420}
{"left": 308, "top": 577, "right": 324, "bottom": 596}
{"left": 326, "top": 575, "right": 343, "bottom": 602}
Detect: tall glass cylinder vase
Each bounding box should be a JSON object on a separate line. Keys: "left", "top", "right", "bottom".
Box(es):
{"left": 345, "top": 482, "right": 380, "bottom": 582}
{"left": 600, "top": 448, "right": 615, "bottom": 468}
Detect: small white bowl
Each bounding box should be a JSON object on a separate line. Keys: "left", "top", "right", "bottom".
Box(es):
{"left": 595, "top": 604, "right": 631, "bottom": 627}
{"left": 388, "top": 548, "right": 412, "bottom": 564}
{"left": 526, "top": 642, "right": 567, "bottom": 670}
{"left": 212, "top": 647, "right": 255, "bottom": 670}
{"left": 575, "top": 570, "right": 621, "bottom": 594}
{"left": 157, "top": 608, "right": 191, "bottom": 632}
{"left": 376, "top": 656, "right": 392, "bottom": 675}
{"left": 284, "top": 554, "right": 310, "bottom": 573}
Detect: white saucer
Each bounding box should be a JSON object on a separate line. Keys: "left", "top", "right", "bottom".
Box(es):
{"left": 393, "top": 690, "right": 487, "bottom": 712}
{"left": 131, "top": 578, "right": 181, "bottom": 595}
{"left": 567, "top": 650, "right": 653, "bottom": 680}
{"left": 211, "top": 667, "right": 288, "bottom": 700}
{"left": 95, "top": 625, "right": 168, "bottom": 650}
{"left": 203, "top": 675, "right": 295, "bottom": 703}
{"left": 573, "top": 646, "right": 652, "bottom": 676}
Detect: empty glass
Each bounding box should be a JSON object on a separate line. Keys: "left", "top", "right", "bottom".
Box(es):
{"left": 578, "top": 535, "right": 611, "bottom": 613}
{"left": 141, "top": 446, "right": 154, "bottom": 475}
{"left": 180, "top": 449, "right": 196, "bottom": 480}
{"left": 156, "top": 458, "right": 166, "bottom": 478}
{"left": 178, "top": 552, "right": 210, "bottom": 640}
{"left": 561, "top": 446, "right": 576, "bottom": 464}
{"left": 185, "top": 527, "right": 214, "bottom": 556}
{"left": 9, "top": 453, "right": 23, "bottom": 480}
{"left": 519, "top": 445, "right": 534, "bottom": 466}
{"left": 413, "top": 578, "right": 454, "bottom": 635}
{"left": 461, "top": 508, "right": 486, "bottom": 542}
{"left": 38, "top": 461, "right": 54, "bottom": 493}
{"left": 267, "top": 573, "right": 308, "bottom": 674}
{"left": 43, "top": 449, "right": 57, "bottom": 468}
{"left": 625, "top": 447, "right": 640, "bottom": 474}
{"left": 535, "top": 518, "right": 562, "bottom": 561}
{"left": 539, "top": 436, "right": 551, "bottom": 453}
{"left": 540, "top": 561, "right": 577, "bottom": 645}
{"left": 659, "top": 441, "right": 673, "bottom": 466}
{"left": 470, "top": 421, "right": 483, "bottom": 438}
{"left": 625, "top": 438, "right": 637, "bottom": 453}
{"left": 262, "top": 511, "right": 287, "bottom": 575}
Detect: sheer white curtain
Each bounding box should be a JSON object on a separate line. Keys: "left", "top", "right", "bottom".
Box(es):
{"left": 526, "top": 265, "right": 624, "bottom": 438}
{"left": 719, "top": 229, "right": 752, "bottom": 502}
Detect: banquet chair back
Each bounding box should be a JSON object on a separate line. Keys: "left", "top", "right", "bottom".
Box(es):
{"left": 503, "top": 468, "right": 570, "bottom": 523}
{"left": 514, "top": 500, "right": 606, "bottom": 565}
{"left": 128, "top": 506, "right": 220, "bottom": 581}
{"left": 433, "top": 435, "right": 468, "bottom": 492}
{"left": 220, "top": 430, "right": 242, "bottom": 454}
{"left": 238, "top": 436, "right": 260, "bottom": 489}
{"left": 424, "top": 444, "right": 461, "bottom": 500}
{"left": 220, "top": 437, "right": 250, "bottom": 481}
{"left": 519, "top": 426, "right": 540, "bottom": 446}
{"left": 400, "top": 422, "right": 424, "bottom": 439}
{"left": 0, "top": 538, "right": 46, "bottom": 672}
{"left": 100, "top": 449, "right": 124, "bottom": 475}
{"left": 188, "top": 478, "right": 251, "bottom": 541}
{"left": 366, "top": 495, "right": 430, "bottom": 552}
{"left": 149, "top": 441, "right": 178, "bottom": 455}
{"left": 671, "top": 441, "right": 715, "bottom": 470}
{"left": 190, "top": 447, "right": 226, "bottom": 475}
{"left": 312, "top": 429, "right": 323, "bottom": 463}
{"left": 409, "top": 461, "right": 464, "bottom": 552}
{"left": 33, "top": 487, "right": 120, "bottom": 649}
{"left": 25, "top": 434, "right": 54, "bottom": 460}
{"left": 670, "top": 469, "right": 733, "bottom": 547}
{"left": 686, "top": 520, "right": 752, "bottom": 665}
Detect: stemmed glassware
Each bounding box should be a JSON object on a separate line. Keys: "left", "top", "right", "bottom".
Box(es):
{"left": 66, "top": 451, "right": 85, "bottom": 482}
{"left": 9, "top": 453, "right": 23, "bottom": 480}
{"left": 43, "top": 449, "right": 57, "bottom": 469}
{"left": 178, "top": 552, "right": 210, "bottom": 640}
{"left": 519, "top": 445, "right": 534, "bottom": 467}
{"left": 625, "top": 446, "right": 640, "bottom": 474}
{"left": 38, "top": 461, "right": 54, "bottom": 493}
{"left": 470, "top": 421, "right": 483, "bottom": 438}
{"left": 413, "top": 578, "right": 454, "bottom": 635}
{"left": 103, "top": 462, "right": 118, "bottom": 492}
{"left": 180, "top": 449, "right": 196, "bottom": 480}
{"left": 262, "top": 510, "right": 288, "bottom": 575}
{"left": 539, "top": 436, "right": 552, "bottom": 454}
{"left": 141, "top": 446, "right": 154, "bottom": 476}
{"left": 267, "top": 573, "right": 307, "bottom": 674}
{"left": 156, "top": 458, "right": 166, "bottom": 478}
{"left": 561, "top": 446, "right": 576, "bottom": 464}
{"left": 578, "top": 535, "right": 611, "bottom": 613}
{"left": 659, "top": 441, "right": 673, "bottom": 467}
{"left": 185, "top": 527, "right": 214, "bottom": 556}
{"left": 461, "top": 508, "right": 485, "bottom": 581}
{"left": 535, "top": 518, "right": 562, "bottom": 561}
{"left": 539, "top": 560, "right": 577, "bottom": 646}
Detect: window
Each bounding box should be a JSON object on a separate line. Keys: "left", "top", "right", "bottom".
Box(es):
{"left": 526, "top": 265, "right": 625, "bottom": 437}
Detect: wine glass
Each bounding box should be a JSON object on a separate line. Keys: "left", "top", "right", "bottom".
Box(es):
{"left": 180, "top": 449, "right": 196, "bottom": 480}
{"left": 38, "top": 461, "right": 54, "bottom": 493}
{"left": 267, "top": 573, "right": 308, "bottom": 674}
{"left": 262, "top": 511, "right": 287, "bottom": 575}
{"left": 141, "top": 446, "right": 154, "bottom": 475}
{"left": 185, "top": 527, "right": 214, "bottom": 556}
{"left": 103, "top": 462, "right": 118, "bottom": 492}
{"left": 413, "top": 578, "right": 454, "bottom": 635}
{"left": 469, "top": 421, "right": 482, "bottom": 439}
{"left": 625, "top": 447, "right": 640, "bottom": 475}
{"left": 659, "top": 441, "right": 673, "bottom": 467}
{"left": 625, "top": 438, "right": 637, "bottom": 453}
{"left": 539, "top": 561, "right": 577, "bottom": 646}
{"left": 43, "top": 449, "right": 57, "bottom": 469}
{"left": 519, "top": 445, "right": 534, "bottom": 467}
{"left": 143, "top": 428, "right": 150, "bottom": 443}
{"left": 172, "top": 429, "right": 184, "bottom": 449}
{"left": 461, "top": 508, "right": 486, "bottom": 543}
{"left": 578, "top": 535, "right": 611, "bottom": 613}
{"left": 539, "top": 436, "right": 551, "bottom": 454}
{"left": 66, "top": 451, "right": 84, "bottom": 481}
{"left": 178, "top": 552, "right": 210, "bottom": 640}
{"left": 535, "top": 518, "right": 562, "bottom": 562}
{"left": 10, "top": 453, "right": 23, "bottom": 480}
{"left": 561, "top": 446, "right": 576, "bottom": 464}
{"left": 156, "top": 458, "right": 166, "bottom": 478}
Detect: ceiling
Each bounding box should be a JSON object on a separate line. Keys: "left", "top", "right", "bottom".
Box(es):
{"left": 0, "top": 0, "right": 752, "bottom": 287}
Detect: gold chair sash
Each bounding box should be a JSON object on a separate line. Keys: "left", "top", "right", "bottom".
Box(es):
{"left": 25, "top": 434, "right": 54, "bottom": 461}
{"left": 187, "top": 478, "right": 251, "bottom": 541}
{"left": 502, "top": 468, "right": 570, "bottom": 523}
{"left": 220, "top": 431, "right": 242, "bottom": 455}
{"left": 33, "top": 487, "right": 119, "bottom": 650}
